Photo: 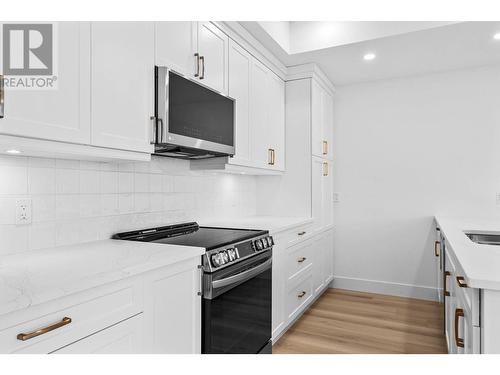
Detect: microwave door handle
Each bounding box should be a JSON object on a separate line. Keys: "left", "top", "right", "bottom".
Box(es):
{"left": 212, "top": 258, "right": 272, "bottom": 290}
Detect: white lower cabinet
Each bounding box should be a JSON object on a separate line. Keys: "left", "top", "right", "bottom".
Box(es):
{"left": 272, "top": 225, "right": 334, "bottom": 343}
{"left": 52, "top": 314, "right": 143, "bottom": 354}
{"left": 0, "top": 257, "right": 201, "bottom": 354}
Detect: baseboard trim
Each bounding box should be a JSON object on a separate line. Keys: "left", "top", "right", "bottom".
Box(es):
{"left": 331, "top": 276, "right": 438, "bottom": 301}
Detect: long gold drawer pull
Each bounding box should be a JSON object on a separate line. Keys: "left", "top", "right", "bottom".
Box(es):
{"left": 455, "top": 308, "right": 464, "bottom": 348}
{"left": 456, "top": 276, "right": 468, "bottom": 288}
{"left": 323, "top": 140, "right": 328, "bottom": 155}
{"left": 297, "top": 257, "right": 307, "bottom": 263}
{"left": 444, "top": 271, "right": 451, "bottom": 297}
{"left": 434, "top": 240, "right": 440, "bottom": 257}
{"left": 17, "top": 317, "right": 72, "bottom": 341}
{"left": 297, "top": 291, "right": 306, "bottom": 298}
{"left": 297, "top": 231, "right": 306, "bottom": 236}
{"left": 323, "top": 162, "right": 328, "bottom": 176}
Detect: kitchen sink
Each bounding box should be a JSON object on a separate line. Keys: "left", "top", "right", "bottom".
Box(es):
{"left": 465, "top": 232, "right": 500, "bottom": 245}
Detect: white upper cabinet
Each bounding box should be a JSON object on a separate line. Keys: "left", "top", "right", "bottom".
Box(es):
{"left": 249, "top": 58, "right": 285, "bottom": 171}
{"left": 197, "top": 22, "right": 228, "bottom": 95}
{"left": 91, "top": 22, "right": 154, "bottom": 154}
{"left": 312, "top": 80, "right": 334, "bottom": 160}
{"left": 0, "top": 22, "right": 91, "bottom": 144}
{"left": 312, "top": 156, "right": 333, "bottom": 230}
{"left": 228, "top": 40, "right": 251, "bottom": 164}
{"left": 155, "top": 22, "right": 197, "bottom": 77}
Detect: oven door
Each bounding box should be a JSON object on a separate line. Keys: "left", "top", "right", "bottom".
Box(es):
{"left": 202, "top": 251, "right": 272, "bottom": 354}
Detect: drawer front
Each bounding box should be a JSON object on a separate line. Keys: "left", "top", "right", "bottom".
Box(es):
{"left": 0, "top": 280, "right": 142, "bottom": 353}
{"left": 52, "top": 313, "right": 143, "bottom": 354}
{"left": 286, "top": 238, "right": 313, "bottom": 280}
{"left": 286, "top": 224, "right": 314, "bottom": 247}
{"left": 286, "top": 268, "right": 313, "bottom": 321}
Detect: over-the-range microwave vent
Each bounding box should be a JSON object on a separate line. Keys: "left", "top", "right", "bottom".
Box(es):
{"left": 154, "top": 144, "right": 229, "bottom": 160}
{"left": 154, "top": 67, "right": 235, "bottom": 160}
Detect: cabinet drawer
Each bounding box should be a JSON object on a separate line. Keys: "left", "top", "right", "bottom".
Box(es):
{"left": 286, "top": 268, "right": 313, "bottom": 321}
{"left": 0, "top": 280, "right": 142, "bottom": 353}
{"left": 52, "top": 314, "right": 143, "bottom": 354}
{"left": 280, "top": 224, "right": 314, "bottom": 248}
{"left": 286, "top": 237, "right": 313, "bottom": 280}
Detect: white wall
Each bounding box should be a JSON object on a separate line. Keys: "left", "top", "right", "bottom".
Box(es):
{"left": 333, "top": 64, "right": 500, "bottom": 300}
{"left": 0, "top": 156, "right": 256, "bottom": 256}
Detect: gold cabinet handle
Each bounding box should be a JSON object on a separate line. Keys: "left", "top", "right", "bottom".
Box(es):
{"left": 297, "top": 231, "right": 306, "bottom": 236}
{"left": 200, "top": 55, "right": 205, "bottom": 80}
{"left": 297, "top": 257, "right": 307, "bottom": 263}
{"left": 444, "top": 271, "right": 451, "bottom": 297}
{"left": 323, "top": 162, "right": 328, "bottom": 176}
{"left": 268, "top": 148, "right": 275, "bottom": 165}
{"left": 17, "top": 317, "right": 72, "bottom": 341}
{"left": 194, "top": 53, "right": 200, "bottom": 77}
{"left": 323, "top": 140, "right": 328, "bottom": 155}
{"left": 456, "top": 276, "right": 468, "bottom": 288}
{"left": 434, "top": 241, "right": 440, "bottom": 257}
{"left": 297, "top": 291, "right": 306, "bottom": 298}
{"left": 455, "top": 308, "right": 465, "bottom": 348}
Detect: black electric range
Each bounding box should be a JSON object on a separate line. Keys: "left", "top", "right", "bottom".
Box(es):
{"left": 113, "top": 222, "right": 274, "bottom": 354}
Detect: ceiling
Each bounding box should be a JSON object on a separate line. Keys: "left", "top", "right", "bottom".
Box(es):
{"left": 241, "top": 22, "right": 500, "bottom": 86}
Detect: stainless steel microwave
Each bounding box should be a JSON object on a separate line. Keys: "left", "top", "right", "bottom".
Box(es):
{"left": 153, "top": 67, "right": 235, "bottom": 159}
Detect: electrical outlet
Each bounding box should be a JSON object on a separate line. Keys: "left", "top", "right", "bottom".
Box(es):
{"left": 15, "top": 199, "right": 32, "bottom": 225}
{"left": 333, "top": 192, "right": 341, "bottom": 203}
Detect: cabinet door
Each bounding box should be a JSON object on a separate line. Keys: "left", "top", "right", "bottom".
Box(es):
{"left": 155, "top": 22, "right": 197, "bottom": 77}
{"left": 444, "top": 251, "right": 455, "bottom": 353}
{"left": 323, "top": 90, "right": 334, "bottom": 161}
{"left": 0, "top": 22, "right": 91, "bottom": 144}
{"left": 228, "top": 40, "right": 251, "bottom": 165}
{"left": 143, "top": 261, "right": 201, "bottom": 354}
{"left": 322, "top": 160, "right": 333, "bottom": 227}
{"left": 312, "top": 156, "right": 324, "bottom": 230}
{"left": 249, "top": 58, "right": 270, "bottom": 168}
{"left": 91, "top": 22, "right": 154, "bottom": 153}
{"left": 322, "top": 229, "right": 334, "bottom": 285}
{"left": 312, "top": 236, "right": 325, "bottom": 295}
{"left": 52, "top": 314, "right": 143, "bottom": 354}
{"left": 455, "top": 291, "right": 476, "bottom": 354}
{"left": 271, "top": 233, "right": 286, "bottom": 341}
{"left": 267, "top": 72, "right": 285, "bottom": 171}
{"left": 311, "top": 80, "right": 323, "bottom": 158}
{"left": 197, "top": 22, "right": 228, "bottom": 94}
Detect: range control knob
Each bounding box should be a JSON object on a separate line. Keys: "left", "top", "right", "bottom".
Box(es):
{"left": 220, "top": 250, "right": 229, "bottom": 264}
{"left": 262, "top": 237, "right": 268, "bottom": 248}
{"left": 211, "top": 253, "right": 223, "bottom": 267}
{"left": 267, "top": 236, "right": 274, "bottom": 246}
{"left": 227, "top": 248, "right": 237, "bottom": 262}
{"left": 255, "top": 239, "right": 264, "bottom": 251}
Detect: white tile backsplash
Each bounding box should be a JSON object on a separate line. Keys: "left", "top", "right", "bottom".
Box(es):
{"left": 0, "top": 155, "right": 257, "bottom": 255}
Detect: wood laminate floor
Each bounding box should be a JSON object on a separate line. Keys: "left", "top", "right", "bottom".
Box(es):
{"left": 273, "top": 288, "right": 447, "bottom": 354}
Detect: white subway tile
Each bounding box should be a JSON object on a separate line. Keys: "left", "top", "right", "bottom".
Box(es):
{"left": 80, "top": 170, "right": 100, "bottom": 194}
{"left": 0, "top": 198, "right": 16, "bottom": 224}
{"left": 134, "top": 173, "right": 149, "bottom": 193}
{"left": 0, "top": 155, "right": 28, "bottom": 167}
{"left": 118, "top": 172, "right": 134, "bottom": 193}
{"left": 100, "top": 162, "right": 119, "bottom": 171}
{"left": 55, "top": 221, "right": 80, "bottom": 247}
{"left": 32, "top": 195, "right": 56, "bottom": 222}
{"left": 55, "top": 195, "right": 80, "bottom": 219}
{"left": 101, "top": 194, "right": 119, "bottom": 215}
{"left": 0, "top": 166, "right": 28, "bottom": 194}
{"left": 119, "top": 194, "right": 135, "bottom": 214}
{"left": 28, "top": 168, "right": 55, "bottom": 194}
{"left": 55, "top": 169, "right": 79, "bottom": 194}
{"left": 56, "top": 159, "right": 80, "bottom": 169}
{"left": 80, "top": 161, "right": 101, "bottom": 170}
{"left": 0, "top": 225, "right": 29, "bottom": 255}
{"left": 79, "top": 194, "right": 101, "bottom": 217}
{"left": 149, "top": 174, "right": 162, "bottom": 193}
{"left": 135, "top": 193, "right": 150, "bottom": 213}
{"left": 29, "top": 222, "right": 56, "bottom": 251}
{"left": 28, "top": 157, "right": 55, "bottom": 168}
{"left": 100, "top": 171, "right": 119, "bottom": 194}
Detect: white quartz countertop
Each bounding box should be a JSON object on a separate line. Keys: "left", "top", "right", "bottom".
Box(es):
{"left": 0, "top": 240, "right": 204, "bottom": 316}
{"left": 202, "top": 216, "right": 313, "bottom": 234}
{"left": 435, "top": 216, "right": 500, "bottom": 290}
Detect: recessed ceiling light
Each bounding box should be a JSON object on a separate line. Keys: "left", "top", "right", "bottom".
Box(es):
{"left": 6, "top": 149, "right": 21, "bottom": 154}
{"left": 494, "top": 33, "right": 500, "bottom": 40}
{"left": 363, "top": 53, "right": 376, "bottom": 61}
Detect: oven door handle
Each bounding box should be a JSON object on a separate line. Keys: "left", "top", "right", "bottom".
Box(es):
{"left": 212, "top": 258, "right": 272, "bottom": 290}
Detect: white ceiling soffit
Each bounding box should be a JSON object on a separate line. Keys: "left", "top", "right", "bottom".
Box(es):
{"left": 240, "top": 21, "right": 500, "bottom": 86}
